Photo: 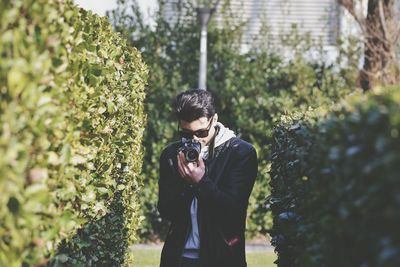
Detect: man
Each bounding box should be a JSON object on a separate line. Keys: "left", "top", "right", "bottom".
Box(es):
{"left": 158, "top": 89, "right": 258, "bottom": 267}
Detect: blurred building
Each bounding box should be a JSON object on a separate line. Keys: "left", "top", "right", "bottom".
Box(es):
{"left": 162, "top": 0, "right": 344, "bottom": 50}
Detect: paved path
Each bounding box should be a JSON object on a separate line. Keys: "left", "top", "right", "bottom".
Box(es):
{"left": 131, "top": 243, "right": 274, "bottom": 252}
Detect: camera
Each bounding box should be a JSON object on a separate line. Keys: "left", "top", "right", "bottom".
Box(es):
{"left": 178, "top": 138, "right": 201, "bottom": 162}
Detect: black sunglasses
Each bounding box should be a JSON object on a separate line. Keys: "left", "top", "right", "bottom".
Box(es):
{"left": 178, "top": 117, "right": 214, "bottom": 139}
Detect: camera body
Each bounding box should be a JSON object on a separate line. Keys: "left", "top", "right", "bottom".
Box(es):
{"left": 177, "top": 138, "right": 201, "bottom": 162}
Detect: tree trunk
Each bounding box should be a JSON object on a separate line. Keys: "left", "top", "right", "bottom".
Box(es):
{"left": 359, "top": 0, "right": 397, "bottom": 90}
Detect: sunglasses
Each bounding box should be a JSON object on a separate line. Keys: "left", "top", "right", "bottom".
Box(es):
{"left": 178, "top": 117, "right": 214, "bottom": 139}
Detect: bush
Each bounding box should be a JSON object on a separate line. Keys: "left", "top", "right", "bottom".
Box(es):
{"left": 0, "top": 0, "right": 147, "bottom": 265}
{"left": 108, "top": 0, "right": 357, "bottom": 242}
{"left": 270, "top": 86, "right": 400, "bottom": 266}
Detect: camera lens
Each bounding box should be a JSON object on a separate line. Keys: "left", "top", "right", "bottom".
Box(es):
{"left": 186, "top": 149, "right": 199, "bottom": 162}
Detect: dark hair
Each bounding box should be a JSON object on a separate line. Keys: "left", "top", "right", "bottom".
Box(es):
{"left": 172, "top": 89, "right": 216, "bottom": 122}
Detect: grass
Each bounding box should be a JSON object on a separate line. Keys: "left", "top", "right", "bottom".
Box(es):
{"left": 247, "top": 251, "right": 277, "bottom": 267}
{"left": 131, "top": 248, "right": 277, "bottom": 267}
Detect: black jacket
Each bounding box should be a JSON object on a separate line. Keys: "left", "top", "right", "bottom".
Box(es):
{"left": 158, "top": 137, "right": 258, "bottom": 267}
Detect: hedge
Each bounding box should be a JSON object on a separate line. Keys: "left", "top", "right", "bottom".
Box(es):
{"left": 0, "top": 0, "right": 147, "bottom": 266}
{"left": 269, "top": 86, "right": 400, "bottom": 266}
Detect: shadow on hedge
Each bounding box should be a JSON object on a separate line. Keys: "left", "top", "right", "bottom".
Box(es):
{"left": 49, "top": 191, "right": 129, "bottom": 266}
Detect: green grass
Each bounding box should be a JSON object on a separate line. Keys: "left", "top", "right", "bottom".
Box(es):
{"left": 247, "top": 251, "right": 277, "bottom": 267}
{"left": 131, "top": 248, "right": 277, "bottom": 267}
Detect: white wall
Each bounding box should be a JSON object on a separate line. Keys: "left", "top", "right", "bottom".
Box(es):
{"left": 73, "top": 0, "right": 158, "bottom": 24}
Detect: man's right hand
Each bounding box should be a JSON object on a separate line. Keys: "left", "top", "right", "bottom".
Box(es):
{"left": 177, "top": 152, "right": 205, "bottom": 185}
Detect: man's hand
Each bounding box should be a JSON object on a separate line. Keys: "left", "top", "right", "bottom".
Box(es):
{"left": 177, "top": 152, "right": 205, "bottom": 184}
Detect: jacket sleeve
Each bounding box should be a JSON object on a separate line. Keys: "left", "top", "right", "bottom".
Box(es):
{"left": 196, "top": 145, "right": 258, "bottom": 221}
{"left": 157, "top": 148, "right": 192, "bottom": 222}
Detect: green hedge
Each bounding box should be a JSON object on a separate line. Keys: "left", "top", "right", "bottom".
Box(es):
{"left": 109, "top": 0, "right": 357, "bottom": 242}
{"left": 269, "top": 86, "right": 400, "bottom": 266}
{"left": 0, "top": 0, "right": 147, "bottom": 266}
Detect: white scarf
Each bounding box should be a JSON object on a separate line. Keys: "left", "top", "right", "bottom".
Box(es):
{"left": 200, "top": 122, "right": 236, "bottom": 160}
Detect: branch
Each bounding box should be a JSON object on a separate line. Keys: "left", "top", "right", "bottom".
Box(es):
{"left": 338, "top": 0, "right": 367, "bottom": 34}
{"left": 378, "top": 0, "right": 388, "bottom": 41}
{"left": 338, "top": 0, "right": 356, "bottom": 17}
{"left": 394, "top": 27, "right": 400, "bottom": 45}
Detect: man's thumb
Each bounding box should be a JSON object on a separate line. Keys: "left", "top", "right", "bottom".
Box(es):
{"left": 198, "top": 157, "right": 205, "bottom": 168}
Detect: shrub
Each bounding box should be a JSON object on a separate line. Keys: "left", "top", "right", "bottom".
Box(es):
{"left": 0, "top": 0, "right": 147, "bottom": 265}
{"left": 270, "top": 86, "right": 400, "bottom": 266}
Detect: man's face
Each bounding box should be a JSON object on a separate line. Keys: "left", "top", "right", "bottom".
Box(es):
{"left": 179, "top": 115, "right": 218, "bottom": 147}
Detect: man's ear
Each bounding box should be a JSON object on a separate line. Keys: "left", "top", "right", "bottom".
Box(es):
{"left": 213, "top": 113, "right": 218, "bottom": 123}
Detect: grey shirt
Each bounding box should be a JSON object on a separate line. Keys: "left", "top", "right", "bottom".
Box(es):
{"left": 182, "top": 197, "right": 200, "bottom": 258}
